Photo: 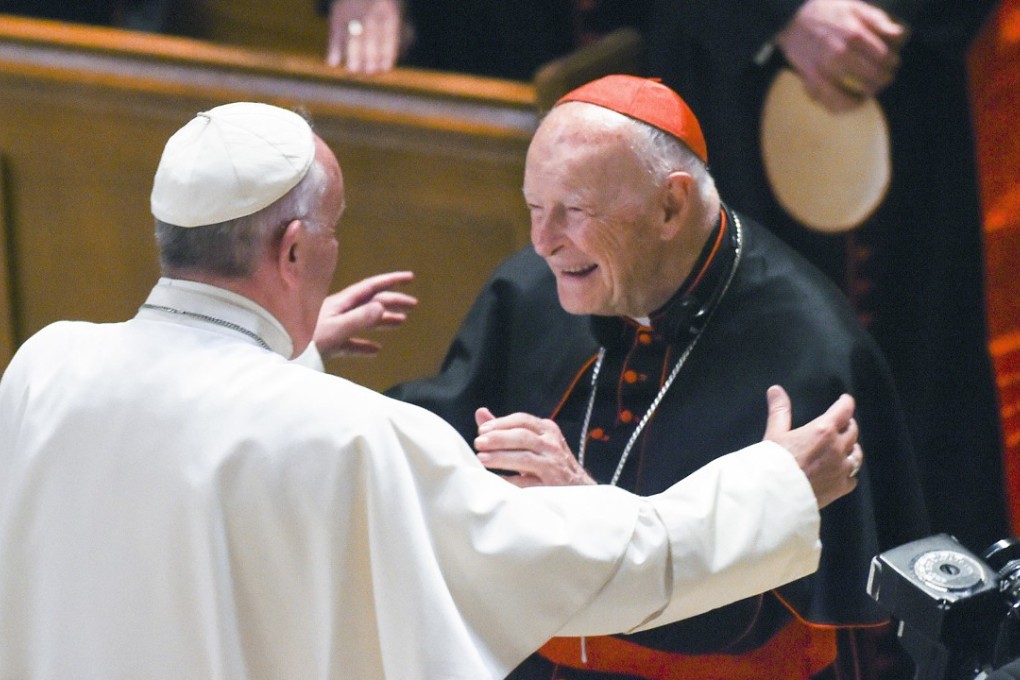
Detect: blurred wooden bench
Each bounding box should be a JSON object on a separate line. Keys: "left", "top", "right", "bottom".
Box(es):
{"left": 166, "top": 0, "right": 647, "bottom": 112}
{"left": 0, "top": 14, "right": 535, "bottom": 388}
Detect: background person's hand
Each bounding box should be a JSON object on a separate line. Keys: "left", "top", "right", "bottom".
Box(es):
{"left": 313, "top": 271, "right": 417, "bottom": 359}
{"left": 776, "top": 0, "right": 907, "bottom": 112}
{"left": 763, "top": 385, "right": 862, "bottom": 508}
{"left": 326, "top": 0, "right": 403, "bottom": 74}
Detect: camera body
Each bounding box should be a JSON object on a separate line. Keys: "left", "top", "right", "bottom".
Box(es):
{"left": 868, "top": 534, "right": 1020, "bottom": 679}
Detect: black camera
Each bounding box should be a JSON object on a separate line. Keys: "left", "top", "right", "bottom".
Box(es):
{"left": 868, "top": 533, "right": 1020, "bottom": 679}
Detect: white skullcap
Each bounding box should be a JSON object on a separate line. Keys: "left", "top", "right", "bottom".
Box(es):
{"left": 761, "top": 70, "right": 890, "bottom": 233}
{"left": 150, "top": 102, "right": 316, "bottom": 228}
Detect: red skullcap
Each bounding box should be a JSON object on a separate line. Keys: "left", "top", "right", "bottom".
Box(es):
{"left": 556, "top": 75, "right": 708, "bottom": 164}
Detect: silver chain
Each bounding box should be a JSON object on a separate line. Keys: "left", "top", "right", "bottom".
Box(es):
{"left": 576, "top": 214, "right": 743, "bottom": 487}
{"left": 139, "top": 303, "right": 272, "bottom": 350}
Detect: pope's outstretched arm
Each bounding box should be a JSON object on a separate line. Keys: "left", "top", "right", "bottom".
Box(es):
{"left": 409, "top": 383, "right": 861, "bottom": 675}
{"left": 549, "top": 385, "right": 860, "bottom": 636}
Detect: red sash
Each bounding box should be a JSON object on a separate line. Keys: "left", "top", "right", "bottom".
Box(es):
{"left": 538, "top": 615, "right": 837, "bottom": 680}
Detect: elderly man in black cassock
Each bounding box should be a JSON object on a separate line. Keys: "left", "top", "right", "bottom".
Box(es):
{"left": 389, "top": 75, "right": 929, "bottom": 679}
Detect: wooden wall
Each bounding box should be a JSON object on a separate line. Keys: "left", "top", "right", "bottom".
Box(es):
{"left": 0, "top": 15, "right": 537, "bottom": 391}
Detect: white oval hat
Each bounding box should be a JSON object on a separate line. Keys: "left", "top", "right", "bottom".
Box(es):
{"left": 151, "top": 102, "right": 315, "bottom": 228}
{"left": 760, "top": 68, "right": 891, "bottom": 233}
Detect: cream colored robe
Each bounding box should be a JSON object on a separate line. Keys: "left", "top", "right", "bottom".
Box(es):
{"left": 0, "top": 278, "right": 820, "bottom": 679}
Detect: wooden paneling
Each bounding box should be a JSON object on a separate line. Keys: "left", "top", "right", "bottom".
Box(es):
{"left": 0, "top": 15, "right": 537, "bottom": 390}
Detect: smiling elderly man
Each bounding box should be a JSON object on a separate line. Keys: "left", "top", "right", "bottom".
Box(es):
{"left": 389, "top": 76, "right": 928, "bottom": 679}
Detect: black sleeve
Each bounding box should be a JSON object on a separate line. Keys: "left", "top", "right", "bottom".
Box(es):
{"left": 385, "top": 268, "right": 517, "bottom": 441}
{"left": 386, "top": 246, "right": 597, "bottom": 442}
{"left": 386, "top": 247, "right": 542, "bottom": 441}
{"left": 648, "top": 0, "right": 803, "bottom": 80}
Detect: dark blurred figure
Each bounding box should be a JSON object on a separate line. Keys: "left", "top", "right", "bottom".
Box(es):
{"left": 0, "top": 0, "right": 171, "bottom": 32}
{"left": 647, "top": 0, "right": 1010, "bottom": 556}
{"left": 402, "top": 0, "right": 649, "bottom": 79}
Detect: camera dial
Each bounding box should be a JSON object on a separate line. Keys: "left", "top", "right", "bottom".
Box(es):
{"left": 913, "top": 550, "right": 989, "bottom": 592}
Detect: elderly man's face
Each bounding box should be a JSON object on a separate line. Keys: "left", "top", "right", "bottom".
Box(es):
{"left": 524, "top": 105, "right": 678, "bottom": 318}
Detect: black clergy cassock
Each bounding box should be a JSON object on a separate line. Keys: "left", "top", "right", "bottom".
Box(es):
{"left": 646, "top": 0, "right": 1009, "bottom": 555}
{"left": 388, "top": 207, "right": 929, "bottom": 678}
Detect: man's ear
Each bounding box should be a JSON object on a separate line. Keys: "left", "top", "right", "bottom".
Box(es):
{"left": 660, "top": 171, "right": 694, "bottom": 239}
{"left": 276, "top": 218, "right": 304, "bottom": 286}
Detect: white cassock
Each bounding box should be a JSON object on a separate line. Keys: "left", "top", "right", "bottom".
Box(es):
{"left": 0, "top": 278, "right": 821, "bottom": 679}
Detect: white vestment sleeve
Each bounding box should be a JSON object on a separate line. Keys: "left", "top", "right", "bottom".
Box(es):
{"left": 0, "top": 309, "right": 824, "bottom": 680}
{"left": 554, "top": 440, "right": 820, "bottom": 636}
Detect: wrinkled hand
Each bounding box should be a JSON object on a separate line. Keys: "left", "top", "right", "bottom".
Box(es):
{"left": 326, "top": 0, "right": 403, "bottom": 74}
{"left": 313, "top": 271, "right": 417, "bottom": 359}
{"left": 763, "top": 385, "right": 862, "bottom": 508}
{"left": 776, "top": 0, "right": 907, "bottom": 112}
{"left": 473, "top": 407, "right": 597, "bottom": 488}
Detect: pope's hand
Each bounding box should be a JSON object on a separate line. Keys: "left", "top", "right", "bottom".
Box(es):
{"left": 313, "top": 271, "right": 417, "bottom": 359}
{"left": 473, "top": 408, "right": 597, "bottom": 488}
{"left": 763, "top": 385, "right": 862, "bottom": 508}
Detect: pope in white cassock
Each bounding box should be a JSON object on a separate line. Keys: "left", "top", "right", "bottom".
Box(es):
{"left": 0, "top": 102, "right": 864, "bottom": 679}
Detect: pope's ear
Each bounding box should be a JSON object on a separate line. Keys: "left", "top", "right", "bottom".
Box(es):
{"left": 276, "top": 219, "right": 303, "bottom": 282}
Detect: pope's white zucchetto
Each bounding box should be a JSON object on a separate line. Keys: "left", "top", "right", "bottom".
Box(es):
{"left": 150, "top": 102, "right": 315, "bottom": 228}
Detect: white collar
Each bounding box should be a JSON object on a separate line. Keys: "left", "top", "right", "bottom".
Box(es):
{"left": 137, "top": 277, "right": 294, "bottom": 358}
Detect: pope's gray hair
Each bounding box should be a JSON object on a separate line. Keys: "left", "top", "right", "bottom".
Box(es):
{"left": 155, "top": 156, "right": 329, "bottom": 277}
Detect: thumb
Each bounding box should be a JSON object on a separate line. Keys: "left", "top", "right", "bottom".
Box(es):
{"left": 475, "top": 407, "right": 495, "bottom": 430}
{"left": 763, "top": 385, "right": 792, "bottom": 441}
